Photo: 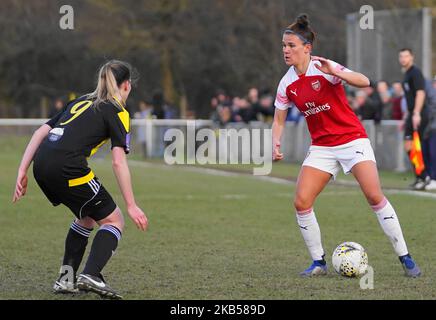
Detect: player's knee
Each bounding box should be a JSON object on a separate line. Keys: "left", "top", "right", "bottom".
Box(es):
{"left": 113, "top": 207, "right": 125, "bottom": 232}
{"left": 98, "top": 207, "right": 125, "bottom": 232}
{"left": 365, "top": 193, "right": 385, "bottom": 206}
{"left": 293, "top": 195, "right": 313, "bottom": 212}
{"left": 76, "top": 217, "right": 96, "bottom": 229}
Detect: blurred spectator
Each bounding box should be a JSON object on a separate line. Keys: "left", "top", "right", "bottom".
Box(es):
{"left": 247, "top": 87, "right": 259, "bottom": 105}
{"left": 217, "top": 105, "right": 235, "bottom": 127}
{"left": 247, "top": 87, "right": 262, "bottom": 122}
{"left": 232, "top": 96, "right": 241, "bottom": 115}
{"left": 134, "top": 100, "right": 153, "bottom": 158}
{"left": 255, "top": 91, "right": 275, "bottom": 123}
{"left": 135, "top": 100, "right": 153, "bottom": 119}
{"left": 346, "top": 88, "right": 357, "bottom": 113}
{"left": 48, "top": 98, "right": 64, "bottom": 118}
{"left": 377, "top": 81, "right": 393, "bottom": 120}
{"left": 286, "top": 106, "right": 303, "bottom": 123}
{"left": 151, "top": 92, "right": 178, "bottom": 157}
{"left": 234, "top": 97, "right": 256, "bottom": 123}
{"left": 209, "top": 88, "right": 280, "bottom": 124}
{"left": 216, "top": 89, "right": 231, "bottom": 106}
{"left": 352, "top": 89, "right": 367, "bottom": 116}
{"left": 391, "top": 82, "right": 406, "bottom": 120}
{"left": 209, "top": 97, "right": 220, "bottom": 122}
{"left": 152, "top": 92, "right": 166, "bottom": 119}
{"left": 356, "top": 83, "right": 383, "bottom": 123}
{"left": 163, "top": 103, "right": 178, "bottom": 119}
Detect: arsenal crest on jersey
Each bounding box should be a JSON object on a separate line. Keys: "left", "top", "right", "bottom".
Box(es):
{"left": 311, "top": 80, "right": 321, "bottom": 92}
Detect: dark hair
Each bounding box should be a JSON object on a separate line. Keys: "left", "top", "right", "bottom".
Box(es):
{"left": 88, "top": 60, "right": 138, "bottom": 108}
{"left": 110, "top": 60, "right": 132, "bottom": 86}
{"left": 399, "top": 48, "right": 413, "bottom": 55}
{"left": 284, "top": 14, "right": 316, "bottom": 45}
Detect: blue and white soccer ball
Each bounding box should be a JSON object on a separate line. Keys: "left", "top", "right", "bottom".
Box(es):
{"left": 332, "top": 242, "right": 368, "bottom": 277}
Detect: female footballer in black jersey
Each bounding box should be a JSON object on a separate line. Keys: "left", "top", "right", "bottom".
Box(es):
{"left": 13, "top": 60, "right": 148, "bottom": 299}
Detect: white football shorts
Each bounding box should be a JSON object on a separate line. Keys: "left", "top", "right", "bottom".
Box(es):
{"left": 302, "top": 138, "right": 376, "bottom": 180}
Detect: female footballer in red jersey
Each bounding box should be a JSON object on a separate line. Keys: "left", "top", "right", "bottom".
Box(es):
{"left": 272, "top": 14, "right": 420, "bottom": 277}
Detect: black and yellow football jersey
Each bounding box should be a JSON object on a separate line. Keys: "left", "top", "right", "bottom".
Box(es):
{"left": 33, "top": 95, "right": 131, "bottom": 220}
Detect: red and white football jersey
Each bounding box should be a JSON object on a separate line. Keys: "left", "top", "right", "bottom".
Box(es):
{"left": 274, "top": 59, "right": 367, "bottom": 147}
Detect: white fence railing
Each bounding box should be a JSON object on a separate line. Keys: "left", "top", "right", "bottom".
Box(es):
{"left": 0, "top": 119, "right": 409, "bottom": 172}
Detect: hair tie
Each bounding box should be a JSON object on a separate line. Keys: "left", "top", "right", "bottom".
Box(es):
{"left": 284, "top": 29, "right": 312, "bottom": 45}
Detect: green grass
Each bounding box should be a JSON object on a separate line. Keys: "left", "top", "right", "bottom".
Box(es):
{"left": 1, "top": 136, "right": 435, "bottom": 300}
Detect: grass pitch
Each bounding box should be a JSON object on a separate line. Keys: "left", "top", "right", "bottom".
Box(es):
{"left": 1, "top": 136, "right": 435, "bottom": 300}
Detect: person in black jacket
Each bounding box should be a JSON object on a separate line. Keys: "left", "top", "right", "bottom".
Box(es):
{"left": 399, "top": 48, "right": 430, "bottom": 190}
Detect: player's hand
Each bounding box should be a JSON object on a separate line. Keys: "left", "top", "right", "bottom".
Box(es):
{"left": 312, "top": 56, "right": 336, "bottom": 75}
{"left": 273, "top": 141, "right": 283, "bottom": 162}
{"left": 13, "top": 170, "right": 28, "bottom": 203}
{"left": 412, "top": 113, "right": 421, "bottom": 130}
{"left": 127, "top": 204, "right": 148, "bottom": 231}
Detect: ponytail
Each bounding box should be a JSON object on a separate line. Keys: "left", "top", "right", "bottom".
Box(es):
{"left": 88, "top": 60, "right": 133, "bottom": 108}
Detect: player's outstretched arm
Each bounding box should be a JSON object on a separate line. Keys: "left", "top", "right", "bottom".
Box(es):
{"left": 13, "top": 124, "right": 51, "bottom": 203}
{"left": 111, "top": 147, "right": 148, "bottom": 231}
{"left": 272, "top": 109, "right": 288, "bottom": 161}
{"left": 312, "top": 56, "right": 370, "bottom": 88}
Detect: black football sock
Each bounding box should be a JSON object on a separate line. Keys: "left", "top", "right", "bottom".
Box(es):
{"left": 316, "top": 255, "right": 327, "bottom": 265}
{"left": 60, "top": 221, "right": 93, "bottom": 281}
{"left": 82, "top": 225, "right": 121, "bottom": 278}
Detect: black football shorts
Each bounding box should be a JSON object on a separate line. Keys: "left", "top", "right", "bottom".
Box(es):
{"left": 33, "top": 170, "right": 117, "bottom": 221}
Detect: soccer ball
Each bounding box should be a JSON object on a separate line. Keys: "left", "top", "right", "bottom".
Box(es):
{"left": 332, "top": 242, "right": 368, "bottom": 277}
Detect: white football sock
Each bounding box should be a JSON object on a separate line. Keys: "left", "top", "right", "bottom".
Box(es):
{"left": 296, "top": 208, "right": 325, "bottom": 261}
{"left": 372, "top": 197, "right": 408, "bottom": 257}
